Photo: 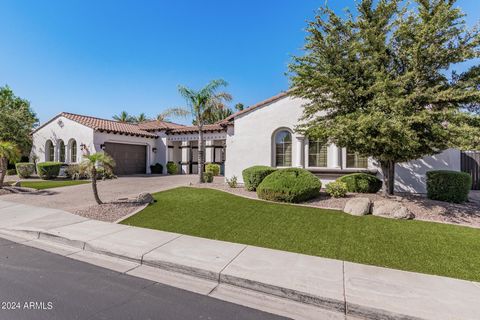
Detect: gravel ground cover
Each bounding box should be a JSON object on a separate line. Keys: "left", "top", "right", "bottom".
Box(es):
{"left": 73, "top": 201, "right": 146, "bottom": 222}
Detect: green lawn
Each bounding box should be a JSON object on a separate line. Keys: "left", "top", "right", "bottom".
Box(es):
{"left": 20, "top": 180, "right": 90, "bottom": 190}
{"left": 121, "top": 187, "right": 480, "bottom": 282}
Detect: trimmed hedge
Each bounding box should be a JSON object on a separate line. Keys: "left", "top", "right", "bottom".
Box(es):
{"left": 6, "top": 168, "right": 16, "bottom": 176}
{"left": 426, "top": 170, "right": 471, "bottom": 203}
{"left": 337, "top": 173, "right": 382, "bottom": 193}
{"left": 37, "top": 162, "right": 62, "bottom": 180}
{"left": 206, "top": 163, "right": 220, "bottom": 176}
{"left": 257, "top": 168, "right": 321, "bottom": 203}
{"left": 15, "top": 162, "right": 35, "bottom": 178}
{"left": 242, "top": 165, "right": 277, "bottom": 191}
{"left": 166, "top": 162, "right": 178, "bottom": 175}
{"left": 150, "top": 163, "right": 163, "bottom": 174}
{"left": 203, "top": 171, "right": 214, "bottom": 183}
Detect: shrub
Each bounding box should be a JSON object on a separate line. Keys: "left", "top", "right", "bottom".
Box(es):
{"left": 206, "top": 163, "right": 220, "bottom": 176}
{"left": 257, "top": 168, "right": 321, "bottom": 203}
{"left": 337, "top": 173, "right": 382, "bottom": 193}
{"left": 203, "top": 171, "right": 214, "bottom": 183}
{"left": 6, "top": 168, "right": 17, "bottom": 176}
{"left": 96, "top": 167, "right": 116, "bottom": 180}
{"left": 15, "top": 162, "right": 35, "bottom": 178}
{"left": 326, "top": 181, "right": 348, "bottom": 198}
{"left": 426, "top": 170, "right": 471, "bottom": 203}
{"left": 36, "top": 162, "right": 62, "bottom": 180}
{"left": 150, "top": 163, "right": 163, "bottom": 174}
{"left": 65, "top": 164, "right": 89, "bottom": 180}
{"left": 166, "top": 161, "right": 178, "bottom": 175}
{"left": 242, "top": 166, "right": 277, "bottom": 191}
{"left": 226, "top": 175, "right": 238, "bottom": 188}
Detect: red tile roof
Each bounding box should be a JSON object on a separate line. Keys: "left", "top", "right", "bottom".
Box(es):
{"left": 138, "top": 120, "right": 185, "bottom": 131}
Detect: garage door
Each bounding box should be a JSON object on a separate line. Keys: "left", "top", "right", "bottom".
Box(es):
{"left": 104, "top": 143, "right": 146, "bottom": 175}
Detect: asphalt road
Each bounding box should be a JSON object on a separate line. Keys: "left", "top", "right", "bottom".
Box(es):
{"left": 0, "top": 237, "right": 288, "bottom": 320}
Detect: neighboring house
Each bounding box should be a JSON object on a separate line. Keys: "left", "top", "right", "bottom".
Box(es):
{"left": 31, "top": 92, "right": 463, "bottom": 193}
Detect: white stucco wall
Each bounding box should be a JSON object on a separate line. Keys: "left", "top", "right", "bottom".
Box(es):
{"left": 31, "top": 116, "right": 94, "bottom": 163}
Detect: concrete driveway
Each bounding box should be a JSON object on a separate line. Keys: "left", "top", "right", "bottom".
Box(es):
{"left": 0, "top": 175, "right": 197, "bottom": 212}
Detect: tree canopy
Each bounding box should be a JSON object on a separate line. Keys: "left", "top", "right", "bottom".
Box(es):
{"left": 0, "top": 86, "right": 38, "bottom": 153}
{"left": 289, "top": 0, "right": 480, "bottom": 194}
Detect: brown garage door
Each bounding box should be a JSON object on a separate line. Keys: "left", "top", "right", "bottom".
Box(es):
{"left": 104, "top": 143, "right": 146, "bottom": 175}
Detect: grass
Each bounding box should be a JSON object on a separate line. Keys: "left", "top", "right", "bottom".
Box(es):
{"left": 121, "top": 187, "right": 480, "bottom": 282}
{"left": 20, "top": 180, "right": 90, "bottom": 190}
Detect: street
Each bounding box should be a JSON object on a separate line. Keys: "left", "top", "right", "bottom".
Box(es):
{"left": 0, "top": 237, "right": 287, "bottom": 320}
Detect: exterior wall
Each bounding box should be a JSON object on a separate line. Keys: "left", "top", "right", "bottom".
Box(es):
{"left": 372, "top": 149, "right": 461, "bottom": 194}
{"left": 31, "top": 116, "right": 94, "bottom": 163}
{"left": 93, "top": 132, "right": 157, "bottom": 174}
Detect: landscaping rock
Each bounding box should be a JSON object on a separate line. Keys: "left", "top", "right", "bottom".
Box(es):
{"left": 344, "top": 198, "right": 371, "bottom": 216}
{"left": 136, "top": 192, "right": 155, "bottom": 204}
{"left": 372, "top": 200, "right": 415, "bottom": 219}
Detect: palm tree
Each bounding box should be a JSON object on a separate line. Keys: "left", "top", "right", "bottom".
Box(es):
{"left": 0, "top": 141, "right": 20, "bottom": 188}
{"left": 134, "top": 113, "right": 150, "bottom": 123}
{"left": 156, "top": 108, "right": 189, "bottom": 122}
{"left": 81, "top": 152, "right": 115, "bottom": 204}
{"left": 164, "top": 79, "right": 231, "bottom": 183}
{"left": 112, "top": 111, "right": 134, "bottom": 123}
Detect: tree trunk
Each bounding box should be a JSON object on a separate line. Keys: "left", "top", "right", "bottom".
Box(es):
{"left": 91, "top": 167, "right": 103, "bottom": 204}
{"left": 380, "top": 160, "right": 395, "bottom": 196}
{"left": 198, "top": 126, "right": 204, "bottom": 183}
{"left": 0, "top": 157, "right": 6, "bottom": 189}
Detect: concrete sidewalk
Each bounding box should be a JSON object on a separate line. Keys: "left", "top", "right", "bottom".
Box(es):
{"left": 1, "top": 200, "right": 479, "bottom": 320}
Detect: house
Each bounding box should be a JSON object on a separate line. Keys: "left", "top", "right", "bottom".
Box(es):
{"left": 31, "top": 91, "right": 462, "bottom": 193}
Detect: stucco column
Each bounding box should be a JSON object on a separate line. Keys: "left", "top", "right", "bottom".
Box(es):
{"left": 328, "top": 144, "right": 341, "bottom": 168}
{"left": 181, "top": 141, "right": 190, "bottom": 174}
{"left": 294, "top": 136, "right": 305, "bottom": 168}
{"left": 205, "top": 140, "right": 214, "bottom": 163}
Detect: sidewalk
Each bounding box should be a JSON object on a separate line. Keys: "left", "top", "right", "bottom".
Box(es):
{"left": 1, "top": 199, "right": 479, "bottom": 320}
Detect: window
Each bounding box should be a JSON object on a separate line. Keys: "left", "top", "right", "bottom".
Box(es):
{"left": 274, "top": 130, "right": 292, "bottom": 167}
{"left": 346, "top": 151, "right": 368, "bottom": 168}
{"left": 70, "top": 140, "right": 77, "bottom": 163}
{"left": 46, "top": 140, "right": 54, "bottom": 161}
{"left": 58, "top": 140, "right": 65, "bottom": 162}
{"left": 308, "top": 140, "right": 328, "bottom": 167}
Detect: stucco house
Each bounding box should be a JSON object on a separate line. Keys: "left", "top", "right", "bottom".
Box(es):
{"left": 31, "top": 91, "right": 461, "bottom": 193}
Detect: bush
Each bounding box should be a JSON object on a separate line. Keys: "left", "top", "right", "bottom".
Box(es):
{"left": 166, "top": 162, "right": 178, "bottom": 175}
{"left": 96, "top": 167, "right": 116, "bottom": 180}
{"left": 150, "top": 163, "right": 163, "bottom": 174}
{"left": 257, "top": 168, "right": 321, "bottom": 203}
{"left": 6, "top": 168, "right": 17, "bottom": 176}
{"left": 203, "top": 171, "right": 214, "bottom": 183}
{"left": 36, "top": 162, "right": 62, "bottom": 180}
{"left": 206, "top": 163, "right": 220, "bottom": 176}
{"left": 226, "top": 175, "right": 238, "bottom": 188}
{"left": 337, "top": 173, "right": 382, "bottom": 193}
{"left": 15, "top": 162, "right": 35, "bottom": 178}
{"left": 326, "top": 181, "right": 348, "bottom": 198}
{"left": 242, "top": 166, "right": 277, "bottom": 191}
{"left": 426, "top": 170, "right": 471, "bottom": 203}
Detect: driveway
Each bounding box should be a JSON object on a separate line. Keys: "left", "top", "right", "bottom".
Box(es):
{"left": 0, "top": 175, "right": 197, "bottom": 212}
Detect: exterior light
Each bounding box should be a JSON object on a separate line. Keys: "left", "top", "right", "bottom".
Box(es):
{"left": 100, "top": 144, "right": 106, "bottom": 150}
{"left": 152, "top": 147, "right": 158, "bottom": 153}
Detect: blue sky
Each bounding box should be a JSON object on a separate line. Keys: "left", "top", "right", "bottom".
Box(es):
{"left": 0, "top": 0, "right": 478, "bottom": 125}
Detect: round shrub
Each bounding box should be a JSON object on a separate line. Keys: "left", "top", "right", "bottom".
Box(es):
{"left": 15, "top": 162, "right": 35, "bottom": 178}
{"left": 150, "top": 163, "right": 163, "bottom": 174}
{"left": 242, "top": 166, "right": 277, "bottom": 191}
{"left": 205, "top": 163, "right": 220, "bottom": 176}
{"left": 37, "top": 162, "right": 62, "bottom": 180}
{"left": 257, "top": 168, "right": 321, "bottom": 203}
{"left": 166, "top": 161, "right": 178, "bottom": 175}
{"left": 337, "top": 173, "right": 382, "bottom": 193}
{"left": 426, "top": 170, "right": 471, "bottom": 203}
{"left": 203, "top": 171, "right": 214, "bottom": 183}
{"left": 326, "top": 181, "right": 348, "bottom": 198}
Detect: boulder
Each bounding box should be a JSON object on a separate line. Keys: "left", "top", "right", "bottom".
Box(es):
{"left": 136, "top": 192, "right": 155, "bottom": 204}
{"left": 344, "top": 198, "right": 372, "bottom": 216}
{"left": 372, "top": 200, "right": 415, "bottom": 219}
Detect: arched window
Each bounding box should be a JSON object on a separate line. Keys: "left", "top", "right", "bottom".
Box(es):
{"left": 70, "top": 139, "right": 77, "bottom": 163}
{"left": 45, "top": 140, "right": 54, "bottom": 161}
{"left": 308, "top": 140, "right": 328, "bottom": 167}
{"left": 274, "top": 130, "right": 292, "bottom": 167}
{"left": 58, "top": 140, "right": 65, "bottom": 162}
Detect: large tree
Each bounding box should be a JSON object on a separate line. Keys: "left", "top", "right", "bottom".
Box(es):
{"left": 0, "top": 86, "right": 38, "bottom": 154}
{"left": 289, "top": 0, "right": 480, "bottom": 195}
{"left": 165, "top": 79, "right": 232, "bottom": 183}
